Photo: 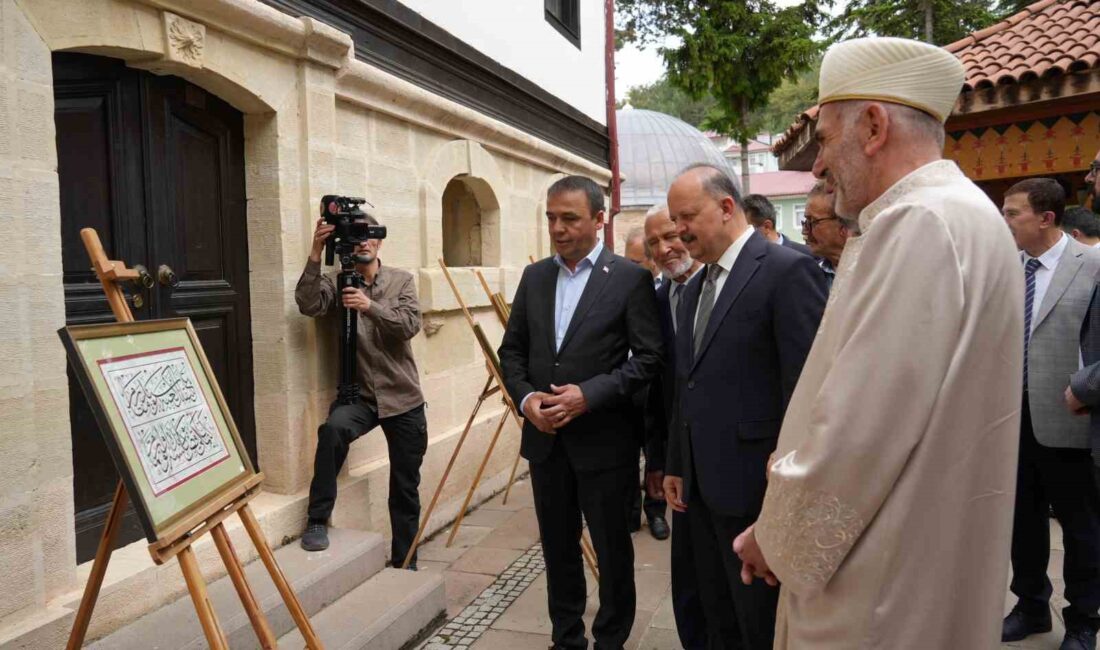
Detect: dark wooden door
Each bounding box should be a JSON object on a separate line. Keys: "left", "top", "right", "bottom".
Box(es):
{"left": 54, "top": 53, "right": 255, "bottom": 562}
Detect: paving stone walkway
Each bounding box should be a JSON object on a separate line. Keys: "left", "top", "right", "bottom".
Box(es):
{"left": 416, "top": 477, "right": 1069, "bottom": 649}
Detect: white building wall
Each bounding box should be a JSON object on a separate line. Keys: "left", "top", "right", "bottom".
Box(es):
{"left": 396, "top": 0, "right": 607, "bottom": 124}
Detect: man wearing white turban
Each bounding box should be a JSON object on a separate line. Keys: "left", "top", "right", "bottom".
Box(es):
{"left": 732, "top": 37, "right": 1025, "bottom": 648}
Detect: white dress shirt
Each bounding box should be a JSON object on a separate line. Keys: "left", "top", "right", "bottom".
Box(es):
{"left": 694, "top": 227, "right": 754, "bottom": 331}
{"left": 1022, "top": 233, "right": 1068, "bottom": 339}
{"left": 520, "top": 241, "right": 604, "bottom": 413}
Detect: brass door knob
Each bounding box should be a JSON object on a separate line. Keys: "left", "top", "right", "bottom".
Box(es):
{"left": 157, "top": 264, "right": 179, "bottom": 288}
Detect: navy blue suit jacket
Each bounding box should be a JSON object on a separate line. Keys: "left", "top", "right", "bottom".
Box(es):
{"left": 667, "top": 231, "right": 826, "bottom": 517}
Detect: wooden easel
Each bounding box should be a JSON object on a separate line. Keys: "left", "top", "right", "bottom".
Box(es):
{"left": 66, "top": 228, "right": 322, "bottom": 650}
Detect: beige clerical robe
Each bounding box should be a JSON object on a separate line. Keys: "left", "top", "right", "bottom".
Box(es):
{"left": 754, "top": 160, "right": 1024, "bottom": 649}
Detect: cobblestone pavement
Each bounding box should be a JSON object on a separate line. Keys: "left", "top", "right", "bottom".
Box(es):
{"left": 417, "top": 477, "right": 1070, "bottom": 649}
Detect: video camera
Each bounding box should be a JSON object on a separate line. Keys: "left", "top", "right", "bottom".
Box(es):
{"left": 320, "top": 195, "right": 387, "bottom": 267}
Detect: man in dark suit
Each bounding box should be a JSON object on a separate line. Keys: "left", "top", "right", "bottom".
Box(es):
{"left": 743, "top": 193, "right": 812, "bottom": 257}
{"left": 623, "top": 226, "right": 670, "bottom": 540}
{"left": 498, "top": 175, "right": 663, "bottom": 649}
{"left": 663, "top": 165, "right": 826, "bottom": 650}
{"left": 643, "top": 202, "right": 710, "bottom": 649}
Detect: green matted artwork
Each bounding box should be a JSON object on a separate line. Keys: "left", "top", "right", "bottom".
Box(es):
{"left": 58, "top": 318, "right": 256, "bottom": 543}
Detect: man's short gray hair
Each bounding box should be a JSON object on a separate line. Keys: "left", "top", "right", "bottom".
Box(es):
{"left": 841, "top": 100, "right": 946, "bottom": 151}
{"left": 644, "top": 202, "right": 669, "bottom": 219}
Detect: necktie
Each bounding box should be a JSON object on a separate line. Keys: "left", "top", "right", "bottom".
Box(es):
{"left": 1023, "top": 257, "right": 1042, "bottom": 388}
{"left": 693, "top": 264, "right": 722, "bottom": 358}
{"left": 670, "top": 282, "right": 684, "bottom": 334}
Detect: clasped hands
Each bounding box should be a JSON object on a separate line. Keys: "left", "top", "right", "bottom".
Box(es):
{"left": 523, "top": 384, "right": 587, "bottom": 433}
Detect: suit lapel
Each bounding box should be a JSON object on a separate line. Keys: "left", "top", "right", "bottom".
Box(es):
{"left": 690, "top": 233, "right": 766, "bottom": 373}
{"left": 679, "top": 272, "right": 703, "bottom": 376}
{"left": 557, "top": 246, "right": 615, "bottom": 355}
{"left": 1034, "top": 242, "right": 1084, "bottom": 331}
{"left": 537, "top": 260, "right": 559, "bottom": 356}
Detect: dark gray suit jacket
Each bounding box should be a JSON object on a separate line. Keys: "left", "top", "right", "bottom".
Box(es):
{"left": 1071, "top": 278, "right": 1100, "bottom": 466}
{"left": 498, "top": 245, "right": 664, "bottom": 471}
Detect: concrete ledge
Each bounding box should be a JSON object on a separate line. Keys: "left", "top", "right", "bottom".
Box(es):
{"left": 88, "top": 528, "right": 385, "bottom": 649}
{"left": 417, "top": 266, "right": 523, "bottom": 313}
{"left": 278, "top": 568, "right": 446, "bottom": 649}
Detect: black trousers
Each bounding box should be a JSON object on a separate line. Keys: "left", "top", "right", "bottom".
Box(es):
{"left": 671, "top": 508, "right": 709, "bottom": 650}
{"left": 630, "top": 451, "right": 667, "bottom": 527}
{"left": 1010, "top": 399, "right": 1100, "bottom": 632}
{"left": 530, "top": 441, "right": 637, "bottom": 649}
{"left": 307, "top": 400, "right": 427, "bottom": 564}
{"left": 689, "top": 493, "right": 777, "bottom": 650}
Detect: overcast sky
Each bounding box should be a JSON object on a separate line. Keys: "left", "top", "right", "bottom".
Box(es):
{"left": 615, "top": 0, "right": 840, "bottom": 102}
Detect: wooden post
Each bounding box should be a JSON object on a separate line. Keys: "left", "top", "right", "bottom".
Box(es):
{"left": 402, "top": 374, "right": 497, "bottom": 568}
{"left": 239, "top": 505, "right": 323, "bottom": 649}
{"left": 446, "top": 408, "right": 510, "bottom": 547}
{"left": 178, "top": 547, "right": 230, "bottom": 650}
{"left": 211, "top": 524, "right": 277, "bottom": 648}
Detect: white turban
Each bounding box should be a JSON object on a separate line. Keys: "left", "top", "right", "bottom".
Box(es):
{"left": 818, "top": 37, "right": 965, "bottom": 123}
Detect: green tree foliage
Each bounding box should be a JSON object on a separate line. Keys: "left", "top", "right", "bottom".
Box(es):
{"left": 617, "top": 0, "right": 826, "bottom": 192}
{"left": 828, "top": 0, "right": 1002, "bottom": 46}
{"left": 751, "top": 60, "right": 821, "bottom": 135}
{"left": 617, "top": 76, "right": 718, "bottom": 129}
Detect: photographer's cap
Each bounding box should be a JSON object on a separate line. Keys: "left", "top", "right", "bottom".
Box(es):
{"left": 818, "top": 37, "right": 964, "bottom": 124}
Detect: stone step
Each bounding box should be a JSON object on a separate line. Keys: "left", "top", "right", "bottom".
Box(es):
{"left": 89, "top": 528, "right": 386, "bottom": 650}
{"left": 277, "top": 568, "right": 445, "bottom": 650}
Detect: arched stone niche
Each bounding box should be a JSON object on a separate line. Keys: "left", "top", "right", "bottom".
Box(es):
{"left": 419, "top": 140, "right": 510, "bottom": 312}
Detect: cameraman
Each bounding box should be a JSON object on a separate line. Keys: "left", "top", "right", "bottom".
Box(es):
{"left": 295, "top": 214, "right": 426, "bottom": 569}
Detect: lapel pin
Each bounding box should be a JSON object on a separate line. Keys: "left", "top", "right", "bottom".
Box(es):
{"left": 602, "top": 266, "right": 609, "bottom": 273}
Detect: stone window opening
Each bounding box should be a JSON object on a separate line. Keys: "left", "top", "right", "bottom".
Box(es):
{"left": 442, "top": 175, "right": 500, "bottom": 268}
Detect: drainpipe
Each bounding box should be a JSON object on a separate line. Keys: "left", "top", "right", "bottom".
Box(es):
{"left": 604, "top": 0, "right": 620, "bottom": 252}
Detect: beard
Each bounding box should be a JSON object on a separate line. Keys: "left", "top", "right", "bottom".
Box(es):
{"left": 1089, "top": 189, "right": 1099, "bottom": 214}
{"left": 662, "top": 256, "right": 694, "bottom": 279}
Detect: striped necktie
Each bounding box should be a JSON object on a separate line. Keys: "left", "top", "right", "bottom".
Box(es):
{"left": 1023, "top": 257, "right": 1042, "bottom": 388}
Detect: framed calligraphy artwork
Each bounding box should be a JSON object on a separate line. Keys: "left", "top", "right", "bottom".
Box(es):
{"left": 59, "top": 318, "right": 255, "bottom": 543}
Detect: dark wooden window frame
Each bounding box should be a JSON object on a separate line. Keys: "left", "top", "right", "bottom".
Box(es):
{"left": 260, "top": 0, "right": 608, "bottom": 168}
{"left": 545, "top": 0, "right": 581, "bottom": 49}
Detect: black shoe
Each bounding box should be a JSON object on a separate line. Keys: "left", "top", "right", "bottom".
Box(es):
{"left": 648, "top": 516, "right": 670, "bottom": 540}
{"left": 1002, "top": 607, "right": 1053, "bottom": 642}
{"left": 1062, "top": 628, "right": 1098, "bottom": 650}
{"left": 300, "top": 521, "right": 329, "bottom": 552}
{"left": 628, "top": 519, "right": 641, "bottom": 533}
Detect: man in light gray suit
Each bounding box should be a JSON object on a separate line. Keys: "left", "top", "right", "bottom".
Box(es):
{"left": 1002, "top": 177, "right": 1100, "bottom": 650}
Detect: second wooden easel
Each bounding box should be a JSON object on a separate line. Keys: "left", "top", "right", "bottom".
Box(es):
{"left": 65, "top": 228, "right": 322, "bottom": 650}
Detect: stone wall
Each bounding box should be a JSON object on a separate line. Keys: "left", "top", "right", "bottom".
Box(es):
{"left": 0, "top": 0, "right": 608, "bottom": 643}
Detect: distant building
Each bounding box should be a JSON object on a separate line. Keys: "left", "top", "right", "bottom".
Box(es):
{"left": 772, "top": 0, "right": 1100, "bottom": 208}
{"left": 746, "top": 171, "right": 819, "bottom": 243}
{"left": 616, "top": 109, "right": 741, "bottom": 252}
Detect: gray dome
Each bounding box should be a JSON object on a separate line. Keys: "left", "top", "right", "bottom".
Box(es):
{"left": 617, "top": 109, "right": 741, "bottom": 208}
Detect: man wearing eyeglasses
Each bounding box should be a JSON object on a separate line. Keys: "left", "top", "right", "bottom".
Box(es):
{"left": 800, "top": 181, "right": 858, "bottom": 291}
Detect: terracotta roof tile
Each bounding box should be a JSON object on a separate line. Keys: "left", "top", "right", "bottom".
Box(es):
{"left": 773, "top": 0, "right": 1100, "bottom": 159}
{"left": 949, "top": 0, "right": 1100, "bottom": 91}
